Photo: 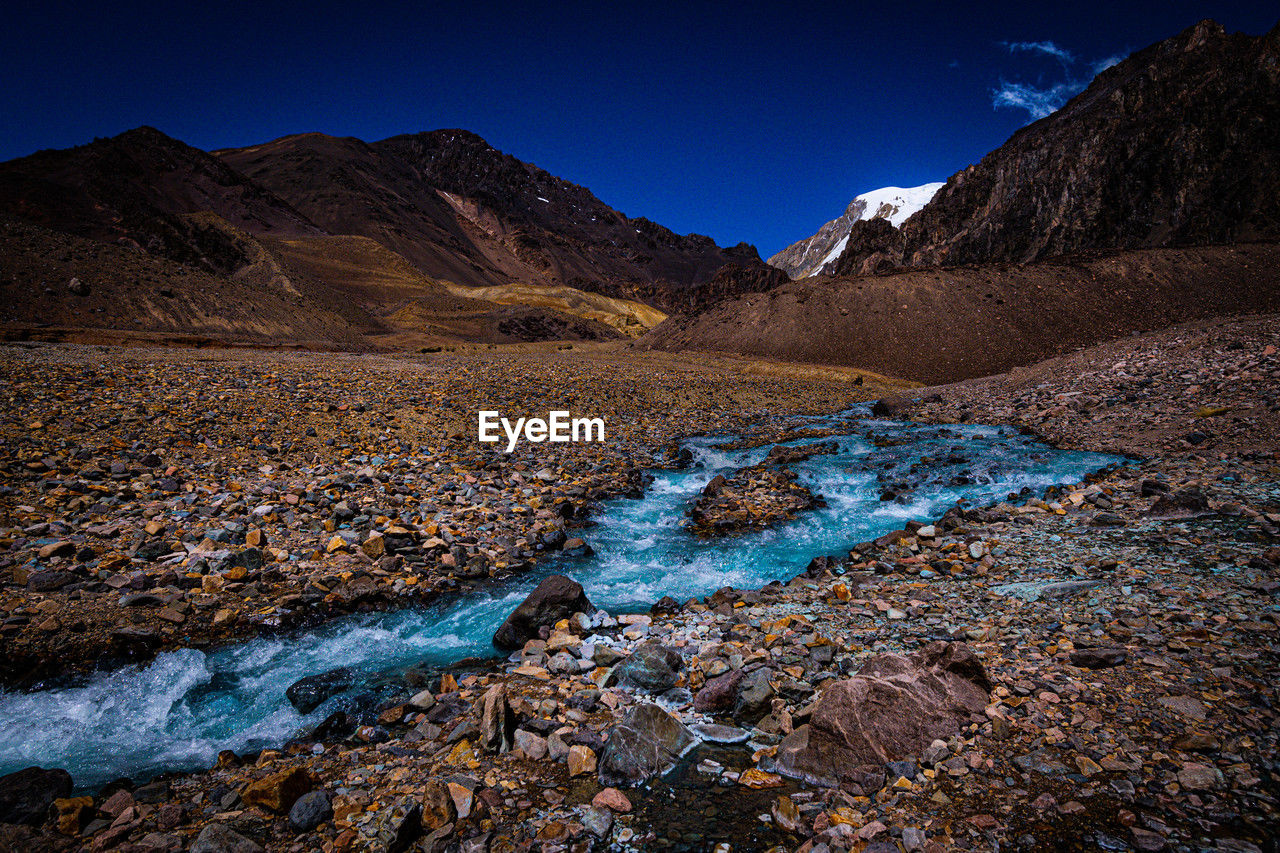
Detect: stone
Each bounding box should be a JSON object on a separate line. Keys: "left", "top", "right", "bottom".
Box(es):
{"left": 0, "top": 765, "right": 73, "bottom": 826}
{"left": 100, "top": 788, "right": 135, "bottom": 817}
{"left": 241, "top": 766, "right": 316, "bottom": 813}
{"left": 285, "top": 667, "right": 356, "bottom": 714}
{"left": 446, "top": 782, "right": 473, "bottom": 819}
{"left": 610, "top": 640, "right": 683, "bottom": 692}
{"left": 581, "top": 806, "right": 613, "bottom": 838}
{"left": 514, "top": 729, "right": 548, "bottom": 759}
{"left": 689, "top": 722, "right": 750, "bottom": 743}
{"left": 1158, "top": 695, "right": 1208, "bottom": 720}
{"left": 773, "top": 642, "right": 991, "bottom": 786}
{"left": 598, "top": 703, "right": 697, "bottom": 787}
{"left": 1177, "top": 762, "right": 1223, "bottom": 790}
{"left": 370, "top": 797, "right": 422, "bottom": 853}
{"left": 591, "top": 787, "right": 632, "bottom": 813}
{"left": 1069, "top": 647, "right": 1127, "bottom": 669}
{"left": 420, "top": 781, "right": 457, "bottom": 831}
{"left": 693, "top": 668, "right": 743, "bottom": 712}
{"left": 288, "top": 790, "right": 333, "bottom": 832}
{"left": 772, "top": 795, "right": 801, "bottom": 832}
{"left": 733, "top": 669, "right": 776, "bottom": 724}
{"left": 1131, "top": 827, "right": 1168, "bottom": 851}
{"left": 480, "top": 683, "right": 515, "bottom": 752}
{"left": 37, "top": 540, "right": 75, "bottom": 560}
{"left": 568, "top": 744, "right": 597, "bottom": 776}
{"left": 492, "top": 574, "right": 594, "bottom": 650}
{"left": 738, "top": 768, "right": 785, "bottom": 788}
{"left": 190, "top": 823, "right": 265, "bottom": 853}
{"left": 53, "top": 796, "right": 93, "bottom": 835}
{"left": 408, "top": 689, "right": 436, "bottom": 711}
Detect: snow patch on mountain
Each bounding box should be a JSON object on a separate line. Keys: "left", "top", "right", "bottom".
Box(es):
{"left": 769, "top": 182, "right": 944, "bottom": 279}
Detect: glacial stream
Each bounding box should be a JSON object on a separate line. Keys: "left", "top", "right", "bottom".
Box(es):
{"left": 0, "top": 413, "right": 1122, "bottom": 790}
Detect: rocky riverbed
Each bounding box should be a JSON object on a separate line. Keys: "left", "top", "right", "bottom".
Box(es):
{"left": 1, "top": 316, "right": 1278, "bottom": 853}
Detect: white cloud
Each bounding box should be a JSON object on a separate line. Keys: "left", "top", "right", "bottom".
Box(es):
{"left": 992, "top": 39, "right": 1130, "bottom": 122}
{"left": 1003, "top": 40, "right": 1076, "bottom": 66}
{"left": 992, "top": 80, "right": 1088, "bottom": 120}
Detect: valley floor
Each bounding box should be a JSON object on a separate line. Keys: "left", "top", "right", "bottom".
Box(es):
{"left": 0, "top": 316, "right": 1277, "bottom": 852}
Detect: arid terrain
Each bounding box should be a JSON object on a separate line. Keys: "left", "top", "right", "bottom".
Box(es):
{"left": 1, "top": 13, "right": 1278, "bottom": 853}
{"left": 0, "top": 317, "right": 1276, "bottom": 852}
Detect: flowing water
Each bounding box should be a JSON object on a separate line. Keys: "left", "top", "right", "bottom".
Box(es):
{"left": 0, "top": 413, "right": 1122, "bottom": 789}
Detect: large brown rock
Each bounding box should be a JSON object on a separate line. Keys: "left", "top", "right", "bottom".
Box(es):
{"left": 492, "top": 575, "right": 593, "bottom": 650}
{"left": 241, "top": 767, "right": 317, "bottom": 814}
{"left": 773, "top": 642, "right": 991, "bottom": 787}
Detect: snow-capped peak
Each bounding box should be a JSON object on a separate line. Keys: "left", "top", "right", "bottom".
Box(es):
{"left": 769, "top": 182, "right": 944, "bottom": 279}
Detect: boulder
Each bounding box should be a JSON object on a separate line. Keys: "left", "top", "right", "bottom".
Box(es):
{"left": 479, "top": 683, "right": 515, "bottom": 752}
{"left": 609, "top": 641, "right": 683, "bottom": 693}
{"left": 0, "top": 766, "right": 72, "bottom": 826}
{"left": 493, "top": 575, "right": 593, "bottom": 650}
{"left": 288, "top": 790, "right": 333, "bottom": 832}
{"left": 241, "top": 767, "right": 316, "bottom": 814}
{"left": 598, "top": 703, "right": 697, "bottom": 787}
{"left": 190, "top": 823, "right": 264, "bottom": 853}
{"left": 285, "top": 667, "right": 356, "bottom": 714}
{"left": 870, "top": 396, "right": 912, "bottom": 418}
{"left": 773, "top": 642, "right": 991, "bottom": 787}
{"left": 693, "top": 669, "right": 743, "bottom": 713}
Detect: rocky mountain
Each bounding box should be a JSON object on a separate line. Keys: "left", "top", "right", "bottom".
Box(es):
{"left": 0, "top": 125, "right": 776, "bottom": 348}
{"left": 834, "top": 20, "right": 1280, "bottom": 275}
{"left": 768, "top": 183, "right": 942, "bottom": 279}
{"left": 216, "top": 129, "right": 781, "bottom": 312}
{"left": 0, "top": 126, "right": 321, "bottom": 277}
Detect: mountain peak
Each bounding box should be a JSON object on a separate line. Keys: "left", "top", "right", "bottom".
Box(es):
{"left": 768, "top": 182, "right": 943, "bottom": 279}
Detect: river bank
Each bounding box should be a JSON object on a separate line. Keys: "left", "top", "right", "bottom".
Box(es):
{"left": 2, "top": 315, "right": 1278, "bottom": 852}
{"left": 0, "top": 345, "right": 904, "bottom": 687}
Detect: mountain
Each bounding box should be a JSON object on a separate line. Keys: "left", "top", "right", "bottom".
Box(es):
{"left": 833, "top": 19, "right": 1280, "bottom": 275}
{"left": 637, "top": 243, "right": 1280, "bottom": 385}
{"left": 0, "top": 126, "right": 321, "bottom": 277}
{"left": 0, "top": 125, "right": 767, "bottom": 348}
{"left": 768, "top": 183, "right": 943, "bottom": 279}
{"left": 216, "top": 130, "right": 784, "bottom": 313}
{"left": 641, "top": 19, "right": 1280, "bottom": 383}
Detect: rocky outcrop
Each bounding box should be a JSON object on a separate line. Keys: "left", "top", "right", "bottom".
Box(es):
{"left": 772, "top": 642, "right": 991, "bottom": 787}
{"left": 836, "top": 20, "right": 1280, "bottom": 274}
{"left": 492, "top": 575, "right": 594, "bottom": 650}
{"left": 669, "top": 262, "right": 791, "bottom": 313}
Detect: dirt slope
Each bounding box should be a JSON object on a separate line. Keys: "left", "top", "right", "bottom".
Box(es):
{"left": 637, "top": 243, "right": 1280, "bottom": 384}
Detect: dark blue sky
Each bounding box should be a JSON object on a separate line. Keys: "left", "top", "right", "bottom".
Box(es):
{"left": 2, "top": 1, "right": 1275, "bottom": 257}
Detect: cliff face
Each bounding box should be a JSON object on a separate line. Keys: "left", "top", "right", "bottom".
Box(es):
{"left": 836, "top": 20, "right": 1280, "bottom": 275}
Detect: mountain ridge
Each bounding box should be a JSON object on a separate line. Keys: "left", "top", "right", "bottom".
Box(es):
{"left": 832, "top": 19, "right": 1280, "bottom": 275}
